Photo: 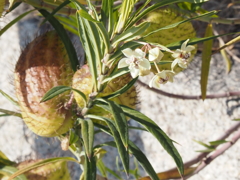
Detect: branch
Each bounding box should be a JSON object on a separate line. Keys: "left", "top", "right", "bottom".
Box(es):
{"left": 137, "top": 80, "right": 240, "bottom": 100}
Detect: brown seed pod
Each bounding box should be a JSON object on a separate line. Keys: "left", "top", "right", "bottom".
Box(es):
{"left": 14, "top": 31, "right": 74, "bottom": 137}
{"left": 72, "top": 65, "right": 137, "bottom": 120}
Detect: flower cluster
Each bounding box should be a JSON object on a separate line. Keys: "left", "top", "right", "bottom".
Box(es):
{"left": 118, "top": 39, "right": 195, "bottom": 89}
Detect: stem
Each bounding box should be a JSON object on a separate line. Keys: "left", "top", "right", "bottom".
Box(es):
{"left": 137, "top": 80, "right": 240, "bottom": 100}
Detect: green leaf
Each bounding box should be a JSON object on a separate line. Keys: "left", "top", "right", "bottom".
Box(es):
{"left": 196, "top": 149, "right": 215, "bottom": 153}
{"left": 0, "top": 109, "right": 22, "bottom": 118}
{"left": 0, "top": 166, "right": 27, "bottom": 180}
{"left": 112, "top": 22, "right": 150, "bottom": 46}
{"left": 128, "top": 141, "right": 159, "bottom": 180}
{"left": 8, "top": 157, "right": 78, "bottom": 180}
{"left": 73, "top": 3, "right": 99, "bottom": 91}
{"left": 0, "top": 0, "right": 5, "bottom": 17}
{"left": 101, "top": 0, "right": 114, "bottom": 34}
{"left": 209, "top": 140, "right": 228, "bottom": 146}
{"left": 40, "top": 85, "right": 71, "bottom": 102}
{"left": 193, "top": 140, "right": 213, "bottom": 149}
{"left": 41, "top": 0, "right": 71, "bottom": 25}
{"left": 114, "top": 0, "right": 137, "bottom": 33}
{"left": 80, "top": 119, "right": 94, "bottom": 160}
{"left": 87, "top": 115, "right": 129, "bottom": 175}
{"left": 39, "top": 9, "right": 79, "bottom": 72}
{"left": 0, "top": 90, "right": 19, "bottom": 106}
{"left": 0, "top": 9, "right": 35, "bottom": 37}
{"left": 83, "top": 153, "right": 97, "bottom": 180}
{"left": 69, "top": 129, "right": 79, "bottom": 146}
{"left": 72, "top": 88, "right": 87, "bottom": 106}
{"left": 77, "top": 9, "right": 99, "bottom": 23}
{"left": 143, "top": 10, "right": 217, "bottom": 38}
{"left": 102, "top": 77, "right": 137, "bottom": 100}
{"left": 166, "top": 32, "right": 239, "bottom": 50}
{"left": 96, "top": 159, "right": 107, "bottom": 177}
{"left": 0, "top": 151, "right": 15, "bottom": 166}
{"left": 201, "top": 23, "right": 213, "bottom": 100}
{"left": 233, "top": 119, "right": 240, "bottom": 121}
{"left": 101, "top": 67, "right": 129, "bottom": 84}
{"left": 95, "top": 102, "right": 184, "bottom": 175}
{"left": 107, "top": 101, "right": 129, "bottom": 149}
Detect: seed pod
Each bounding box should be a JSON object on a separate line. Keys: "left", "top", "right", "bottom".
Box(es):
{"left": 16, "top": 159, "right": 71, "bottom": 180}
{"left": 143, "top": 8, "right": 197, "bottom": 73}
{"left": 14, "top": 31, "right": 74, "bottom": 137}
{"left": 72, "top": 65, "right": 137, "bottom": 120}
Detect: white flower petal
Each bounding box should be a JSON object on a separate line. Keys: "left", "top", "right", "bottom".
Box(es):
{"left": 135, "top": 48, "right": 146, "bottom": 58}
{"left": 118, "top": 58, "right": 129, "bottom": 68}
{"left": 139, "top": 58, "right": 151, "bottom": 70}
{"left": 171, "top": 59, "right": 179, "bottom": 70}
{"left": 185, "top": 45, "right": 195, "bottom": 52}
{"left": 149, "top": 48, "right": 163, "bottom": 62}
{"left": 178, "top": 60, "right": 188, "bottom": 68}
{"left": 122, "top": 48, "right": 134, "bottom": 58}
{"left": 181, "top": 39, "right": 189, "bottom": 50}
{"left": 129, "top": 67, "right": 139, "bottom": 78}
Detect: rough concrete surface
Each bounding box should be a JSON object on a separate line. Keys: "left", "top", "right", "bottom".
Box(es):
{"left": 1, "top": 2, "right": 240, "bottom": 180}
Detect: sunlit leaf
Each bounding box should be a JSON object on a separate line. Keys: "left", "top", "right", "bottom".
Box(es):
{"left": 0, "top": 9, "right": 35, "bottom": 37}
{"left": 86, "top": 115, "right": 129, "bottom": 175}
{"left": 0, "top": 166, "right": 27, "bottom": 180}
{"left": 0, "top": 108, "right": 22, "bottom": 118}
{"left": 83, "top": 153, "right": 97, "bottom": 180}
{"left": 80, "top": 119, "right": 94, "bottom": 160}
{"left": 209, "top": 140, "right": 228, "bottom": 146}
{"left": 40, "top": 86, "right": 71, "bottom": 102}
{"left": 0, "top": 89, "right": 19, "bottom": 106}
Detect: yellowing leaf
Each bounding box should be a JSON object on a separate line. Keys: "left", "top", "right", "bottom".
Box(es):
{"left": 139, "top": 166, "right": 196, "bottom": 180}
{"left": 200, "top": 23, "right": 213, "bottom": 100}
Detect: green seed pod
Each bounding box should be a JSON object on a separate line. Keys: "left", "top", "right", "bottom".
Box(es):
{"left": 14, "top": 31, "right": 74, "bottom": 137}
{"left": 72, "top": 65, "right": 137, "bottom": 121}
{"left": 143, "top": 8, "right": 197, "bottom": 73}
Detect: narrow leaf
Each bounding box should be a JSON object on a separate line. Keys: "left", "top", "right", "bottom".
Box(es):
{"left": 0, "top": 89, "right": 19, "bottom": 106}
{"left": 101, "top": 0, "right": 114, "bottom": 34}
{"left": 101, "top": 67, "right": 129, "bottom": 84}
{"left": 95, "top": 102, "right": 184, "bottom": 175}
{"left": 0, "top": 9, "right": 35, "bottom": 37}
{"left": 41, "top": 0, "right": 71, "bottom": 25}
{"left": 8, "top": 157, "right": 78, "bottom": 180}
{"left": 193, "top": 140, "right": 213, "bottom": 149}
{"left": 80, "top": 119, "right": 94, "bottom": 160}
{"left": 108, "top": 101, "right": 129, "bottom": 149}
{"left": 201, "top": 23, "right": 213, "bottom": 100}
{"left": 143, "top": 11, "right": 217, "bottom": 38}
{"left": 217, "top": 35, "right": 240, "bottom": 52}
{"left": 40, "top": 85, "right": 71, "bottom": 102}
{"left": 113, "top": 22, "right": 150, "bottom": 45}
{"left": 209, "top": 140, "right": 228, "bottom": 146}
{"left": 102, "top": 77, "right": 137, "bottom": 100}
{"left": 0, "top": 108, "right": 22, "bottom": 118}
{"left": 0, "top": 166, "right": 27, "bottom": 180}
{"left": 39, "top": 9, "right": 79, "bottom": 72}
{"left": 87, "top": 115, "right": 129, "bottom": 175}
{"left": 83, "top": 153, "right": 97, "bottom": 180}
{"left": 128, "top": 141, "right": 160, "bottom": 180}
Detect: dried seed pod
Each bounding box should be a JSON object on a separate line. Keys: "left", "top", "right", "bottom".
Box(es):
{"left": 72, "top": 65, "right": 137, "bottom": 120}
{"left": 16, "top": 159, "right": 71, "bottom": 180}
{"left": 14, "top": 31, "right": 74, "bottom": 137}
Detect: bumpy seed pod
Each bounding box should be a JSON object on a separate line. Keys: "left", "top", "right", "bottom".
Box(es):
{"left": 16, "top": 159, "right": 71, "bottom": 180}
{"left": 14, "top": 31, "right": 74, "bottom": 137}
{"left": 143, "top": 8, "right": 197, "bottom": 73}
{"left": 72, "top": 65, "right": 137, "bottom": 120}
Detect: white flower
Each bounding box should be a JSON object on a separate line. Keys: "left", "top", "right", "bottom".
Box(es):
{"left": 149, "top": 70, "right": 174, "bottom": 89}
{"left": 118, "top": 48, "right": 151, "bottom": 78}
{"left": 171, "top": 39, "right": 195, "bottom": 69}
{"left": 148, "top": 47, "right": 164, "bottom": 63}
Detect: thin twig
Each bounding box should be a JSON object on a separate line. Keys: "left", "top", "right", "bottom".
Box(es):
{"left": 137, "top": 80, "right": 240, "bottom": 100}
{"left": 181, "top": 122, "right": 240, "bottom": 180}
